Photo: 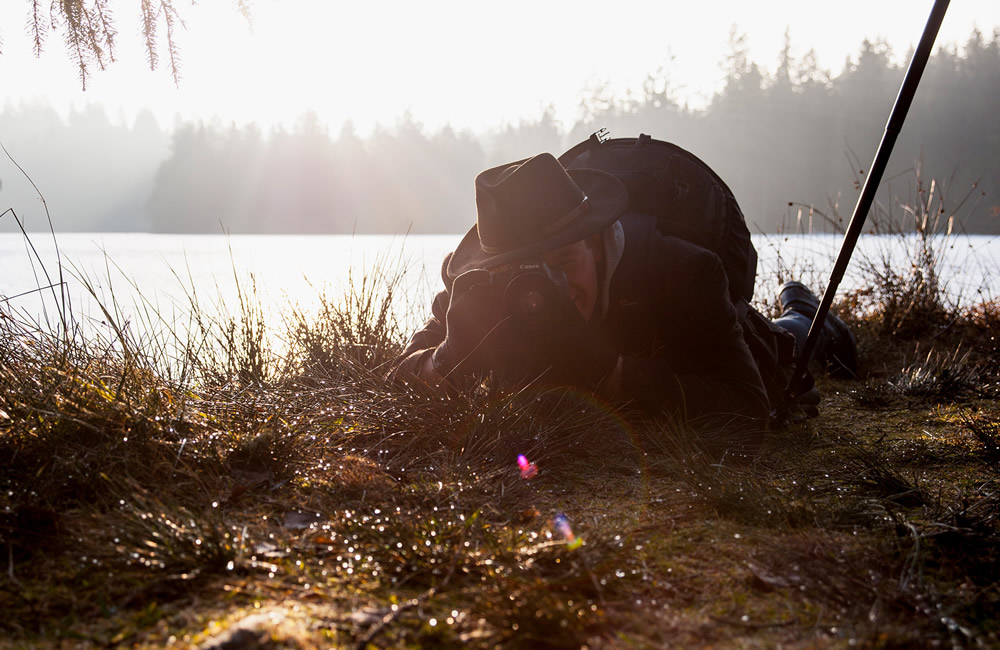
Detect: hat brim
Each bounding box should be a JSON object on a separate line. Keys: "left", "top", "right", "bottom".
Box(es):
{"left": 447, "top": 168, "right": 627, "bottom": 279}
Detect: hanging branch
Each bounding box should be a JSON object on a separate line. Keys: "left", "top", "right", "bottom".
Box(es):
{"left": 19, "top": 1, "right": 251, "bottom": 89}
{"left": 158, "top": 0, "right": 184, "bottom": 87}
{"left": 139, "top": 0, "right": 158, "bottom": 70}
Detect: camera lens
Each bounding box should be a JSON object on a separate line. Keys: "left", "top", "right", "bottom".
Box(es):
{"left": 498, "top": 261, "right": 569, "bottom": 330}
{"left": 504, "top": 269, "right": 559, "bottom": 329}
{"left": 517, "top": 289, "right": 546, "bottom": 314}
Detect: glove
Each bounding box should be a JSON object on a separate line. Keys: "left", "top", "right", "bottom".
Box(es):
{"left": 531, "top": 292, "right": 619, "bottom": 390}
{"left": 431, "top": 269, "right": 509, "bottom": 378}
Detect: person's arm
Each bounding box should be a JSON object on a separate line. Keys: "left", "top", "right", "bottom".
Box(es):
{"left": 390, "top": 290, "right": 449, "bottom": 385}
{"left": 619, "top": 247, "right": 769, "bottom": 424}
{"left": 391, "top": 269, "right": 513, "bottom": 387}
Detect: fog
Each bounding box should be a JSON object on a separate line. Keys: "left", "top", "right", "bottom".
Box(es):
{"left": 2, "top": 29, "right": 998, "bottom": 236}
{"left": 1, "top": 105, "right": 169, "bottom": 232}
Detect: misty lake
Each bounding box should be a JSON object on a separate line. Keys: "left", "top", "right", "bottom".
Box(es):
{"left": 2, "top": 232, "right": 998, "bottom": 339}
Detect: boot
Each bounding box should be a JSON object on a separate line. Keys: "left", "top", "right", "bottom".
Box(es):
{"left": 778, "top": 281, "right": 858, "bottom": 379}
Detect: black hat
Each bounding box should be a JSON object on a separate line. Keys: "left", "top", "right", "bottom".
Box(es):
{"left": 446, "top": 153, "right": 627, "bottom": 278}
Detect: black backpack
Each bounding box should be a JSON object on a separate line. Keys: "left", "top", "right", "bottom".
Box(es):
{"left": 560, "top": 131, "right": 757, "bottom": 312}
{"left": 559, "top": 131, "right": 801, "bottom": 417}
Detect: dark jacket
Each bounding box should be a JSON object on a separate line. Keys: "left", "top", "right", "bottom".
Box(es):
{"left": 394, "top": 212, "right": 770, "bottom": 425}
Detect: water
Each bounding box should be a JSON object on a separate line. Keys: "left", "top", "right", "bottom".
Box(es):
{"left": 750, "top": 231, "right": 1000, "bottom": 306}
{"left": 2, "top": 231, "right": 998, "bottom": 337}
{"left": 1, "top": 232, "right": 460, "bottom": 335}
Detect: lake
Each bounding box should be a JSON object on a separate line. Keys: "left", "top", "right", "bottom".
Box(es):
{"left": 2, "top": 232, "right": 998, "bottom": 339}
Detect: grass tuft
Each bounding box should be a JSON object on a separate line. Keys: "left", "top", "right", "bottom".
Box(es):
{"left": 2, "top": 183, "right": 1000, "bottom": 645}
{"left": 889, "top": 345, "right": 984, "bottom": 402}
{"left": 962, "top": 412, "right": 1000, "bottom": 461}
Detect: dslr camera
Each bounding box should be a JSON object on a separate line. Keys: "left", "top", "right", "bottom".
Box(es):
{"left": 491, "top": 261, "right": 570, "bottom": 330}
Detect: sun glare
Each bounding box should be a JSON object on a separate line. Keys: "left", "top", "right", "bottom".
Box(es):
{"left": 0, "top": 0, "right": 998, "bottom": 132}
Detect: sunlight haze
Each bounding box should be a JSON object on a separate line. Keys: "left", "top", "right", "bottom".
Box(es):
{"left": 2, "top": 0, "right": 998, "bottom": 132}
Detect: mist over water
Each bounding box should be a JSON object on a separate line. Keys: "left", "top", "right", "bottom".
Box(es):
{"left": 3, "top": 27, "right": 998, "bottom": 238}
{"left": 3, "top": 233, "right": 997, "bottom": 340}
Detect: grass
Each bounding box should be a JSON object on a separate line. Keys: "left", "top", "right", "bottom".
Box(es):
{"left": 2, "top": 180, "right": 1000, "bottom": 647}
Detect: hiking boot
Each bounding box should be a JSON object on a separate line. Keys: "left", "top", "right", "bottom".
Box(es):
{"left": 778, "top": 281, "right": 859, "bottom": 379}
{"left": 778, "top": 281, "right": 821, "bottom": 318}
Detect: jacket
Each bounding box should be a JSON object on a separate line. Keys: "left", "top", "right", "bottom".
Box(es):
{"left": 393, "top": 212, "right": 770, "bottom": 425}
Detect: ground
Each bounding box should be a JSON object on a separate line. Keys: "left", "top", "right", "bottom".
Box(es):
{"left": 2, "top": 242, "right": 999, "bottom": 647}
{"left": 3, "top": 361, "right": 998, "bottom": 648}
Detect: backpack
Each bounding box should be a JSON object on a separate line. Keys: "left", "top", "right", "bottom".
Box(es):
{"left": 559, "top": 131, "right": 757, "bottom": 312}
{"left": 559, "top": 131, "right": 801, "bottom": 418}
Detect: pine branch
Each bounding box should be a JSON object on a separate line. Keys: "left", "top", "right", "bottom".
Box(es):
{"left": 140, "top": 0, "right": 158, "bottom": 71}
{"left": 22, "top": 0, "right": 252, "bottom": 89}
{"left": 78, "top": 3, "right": 106, "bottom": 71}
{"left": 234, "top": 0, "right": 253, "bottom": 27}
{"left": 91, "top": 0, "right": 117, "bottom": 66}
{"left": 57, "top": 0, "right": 93, "bottom": 90}
{"left": 29, "top": 0, "right": 47, "bottom": 57}
{"left": 159, "top": 0, "right": 185, "bottom": 88}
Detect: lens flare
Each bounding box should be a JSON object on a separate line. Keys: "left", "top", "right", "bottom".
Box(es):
{"left": 553, "top": 512, "right": 583, "bottom": 549}
{"left": 516, "top": 454, "right": 538, "bottom": 479}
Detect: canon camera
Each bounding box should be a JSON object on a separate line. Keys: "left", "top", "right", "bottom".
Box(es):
{"left": 492, "top": 261, "right": 570, "bottom": 330}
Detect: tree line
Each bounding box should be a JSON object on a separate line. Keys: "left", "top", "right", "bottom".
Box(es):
{"left": 2, "top": 28, "right": 998, "bottom": 235}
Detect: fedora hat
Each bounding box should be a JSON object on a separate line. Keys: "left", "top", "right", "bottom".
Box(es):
{"left": 446, "top": 153, "right": 628, "bottom": 278}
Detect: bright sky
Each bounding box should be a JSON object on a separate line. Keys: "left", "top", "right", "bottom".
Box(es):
{"left": 1, "top": 0, "right": 998, "bottom": 133}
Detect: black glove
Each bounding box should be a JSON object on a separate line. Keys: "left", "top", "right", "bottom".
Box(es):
{"left": 531, "top": 292, "right": 619, "bottom": 390}
{"left": 431, "top": 269, "right": 510, "bottom": 378}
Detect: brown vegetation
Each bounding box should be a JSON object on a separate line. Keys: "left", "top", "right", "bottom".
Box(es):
{"left": 2, "top": 204, "right": 999, "bottom": 647}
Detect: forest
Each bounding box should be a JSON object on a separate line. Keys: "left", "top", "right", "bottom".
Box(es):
{"left": 2, "top": 28, "right": 998, "bottom": 235}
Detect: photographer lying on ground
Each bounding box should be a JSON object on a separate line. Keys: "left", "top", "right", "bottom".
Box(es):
{"left": 391, "top": 136, "right": 857, "bottom": 451}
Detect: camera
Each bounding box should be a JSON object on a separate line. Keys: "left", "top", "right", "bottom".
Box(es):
{"left": 493, "top": 261, "right": 570, "bottom": 330}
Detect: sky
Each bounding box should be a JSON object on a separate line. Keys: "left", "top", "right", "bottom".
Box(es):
{"left": 1, "top": 0, "right": 999, "bottom": 134}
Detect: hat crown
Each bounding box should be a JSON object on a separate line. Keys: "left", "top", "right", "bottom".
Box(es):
{"left": 474, "top": 153, "right": 588, "bottom": 255}
{"left": 446, "top": 153, "right": 626, "bottom": 279}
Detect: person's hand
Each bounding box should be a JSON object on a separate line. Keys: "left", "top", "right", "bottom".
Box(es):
{"left": 431, "top": 270, "right": 509, "bottom": 378}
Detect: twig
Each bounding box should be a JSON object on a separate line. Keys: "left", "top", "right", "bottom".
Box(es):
{"left": 0, "top": 282, "right": 67, "bottom": 304}
{"left": 1, "top": 142, "right": 69, "bottom": 334}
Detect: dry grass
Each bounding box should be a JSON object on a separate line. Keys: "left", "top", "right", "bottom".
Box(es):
{"left": 2, "top": 185, "right": 1000, "bottom": 647}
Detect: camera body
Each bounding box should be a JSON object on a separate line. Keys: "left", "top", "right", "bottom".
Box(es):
{"left": 492, "top": 261, "right": 570, "bottom": 330}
